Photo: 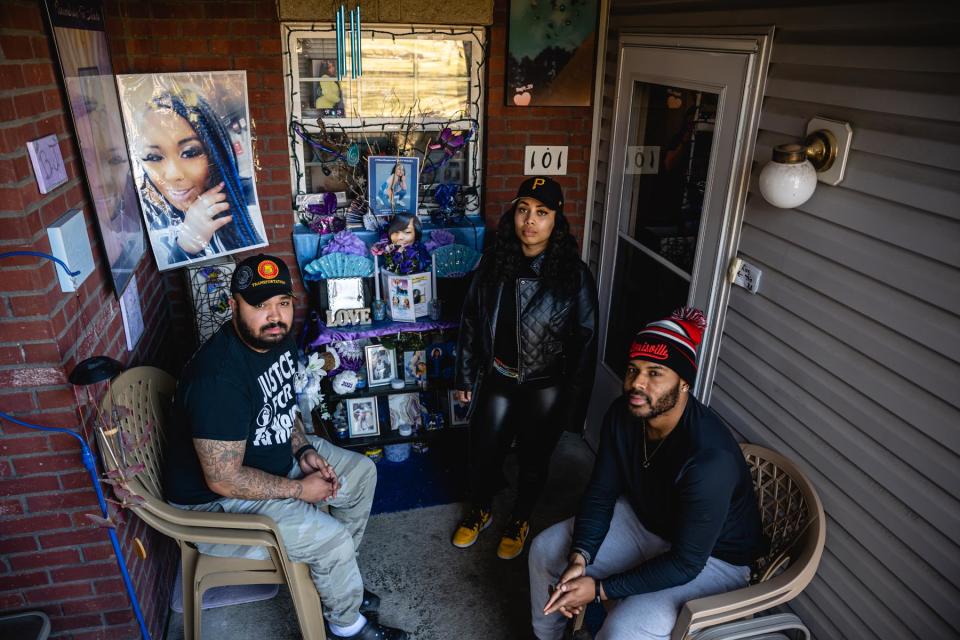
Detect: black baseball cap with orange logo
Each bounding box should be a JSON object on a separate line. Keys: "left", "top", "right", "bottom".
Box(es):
{"left": 230, "top": 254, "right": 294, "bottom": 305}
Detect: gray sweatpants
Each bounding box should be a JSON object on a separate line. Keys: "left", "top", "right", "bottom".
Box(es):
{"left": 174, "top": 436, "right": 376, "bottom": 626}
{"left": 528, "top": 497, "right": 750, "bottom": 640}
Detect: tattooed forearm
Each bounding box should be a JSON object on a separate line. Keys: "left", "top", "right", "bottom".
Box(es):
{"left": 194, "top": 438, "right": 302, "bottom": 500}
{"left": 290, "top": 416, "right": 310, "bottom": 455}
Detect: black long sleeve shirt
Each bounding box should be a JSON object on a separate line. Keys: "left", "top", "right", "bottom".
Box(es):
{"left": 571, "top": 396, "right": 766, "bottom": 600}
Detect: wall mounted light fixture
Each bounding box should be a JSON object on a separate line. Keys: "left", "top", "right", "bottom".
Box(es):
{"left": 759, "top": 117, "right": 852, "bottom": 209}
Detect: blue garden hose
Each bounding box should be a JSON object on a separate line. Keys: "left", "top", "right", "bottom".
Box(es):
{"left": 0, "top": 251, "right": 151, "bottom": 639}
{"left": 0, "top": 413, "right": 151, "bottom": 639}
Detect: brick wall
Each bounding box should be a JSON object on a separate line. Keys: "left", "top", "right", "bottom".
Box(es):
{"left": 0, "top": 1, "right": 303, "bottom": 638}
{"left": 483, "top": 0, "right": 594, "bottom": 248}
{"left": 2, "top": 0, "right": 597, "bottom": 637}
{"left": 105, "top": 0, "right": 310, "bottom": 329}
{"left": 0, "top": 2, "right": 181, "bottom": 637}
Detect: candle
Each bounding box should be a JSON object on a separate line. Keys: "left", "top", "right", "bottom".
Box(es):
{"left": 431, "top": 253, "right": 438, "bottom": 299}
{"left": 374, "top": 255, "right": 380, "bottom": 300}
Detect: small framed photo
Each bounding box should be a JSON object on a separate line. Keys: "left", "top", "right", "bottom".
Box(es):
{"left": 365, "top": 344, "right": 397, "bottom": 387}
{"left": 327, "top": 277, "right": 366, "bottom": 313}
{"left": 428, "top": 342, "right": 456, "bottom": 380}
{"left": 388, "top": 393, "right": 423, "bottom": 431}
{"left": 448, "top": 389, "right": 471, "bottom": 426}
{"left": 403, "top": 350, "right": 427, "bottom": 384}
{"left": 346, "top": 397, "right": 379, "bottom": 437}
{"left": 368, "top": 156, "right": 419, "bottom": 215}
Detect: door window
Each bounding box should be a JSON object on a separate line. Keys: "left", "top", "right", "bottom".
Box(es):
{"left": 603, "top": 81, "right": 719, "bottom": 375}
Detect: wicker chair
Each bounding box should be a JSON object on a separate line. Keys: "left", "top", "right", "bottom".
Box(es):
{"left": 98, "top": 367, "right": 327, "bottom": 640}
{"left": 571, "top": 443, "right": 825, "bottom": 640}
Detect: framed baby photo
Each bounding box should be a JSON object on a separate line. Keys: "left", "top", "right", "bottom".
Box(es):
{"left": 364, "top": 344, "right": 397, "bottom": 387}
{"left": 345, "top": 397, "right": 379, "bottom": 438}
{"left": 448, "top": 389, "right": 471, "bottom": 426}
{"left": 403, "top": 350, "right": 427, "bottom": 384}
{"left": 368, "top": 156, "right": 419, "bottom": 215}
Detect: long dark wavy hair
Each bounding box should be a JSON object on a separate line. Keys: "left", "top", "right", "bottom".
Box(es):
{"left": 139, "top": 89, "right": 263, "bottom": 250}
{"left": 480, "top": 203, "right": 582, "bottom": 294}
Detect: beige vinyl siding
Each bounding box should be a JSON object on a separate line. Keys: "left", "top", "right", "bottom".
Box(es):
{"left": 587, "top": 31, "right": 621, "bottom": 274}
{"left": 590, "top": 2, "right": 960, "bottom": 639}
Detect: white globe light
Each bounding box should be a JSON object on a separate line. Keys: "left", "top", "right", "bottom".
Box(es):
{"left": 759, "top": 144, "right": 818, "bottom": 209}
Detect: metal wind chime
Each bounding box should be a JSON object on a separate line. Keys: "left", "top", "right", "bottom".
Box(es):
{"left": 335, "top": 4, "right": 363, "bottom": 80}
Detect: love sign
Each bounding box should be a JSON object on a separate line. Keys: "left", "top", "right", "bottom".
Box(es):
{"left": 325, "top": 307, "right": 372, "bottom": 327}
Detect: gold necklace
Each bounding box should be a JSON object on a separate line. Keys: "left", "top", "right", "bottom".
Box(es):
{"left": 642, "top": 420, "right": 665, "bottom": 469}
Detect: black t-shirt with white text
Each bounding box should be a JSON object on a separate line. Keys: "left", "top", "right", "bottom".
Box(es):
{"left": 164, "top": 323, "right": 300, "bottom": 505}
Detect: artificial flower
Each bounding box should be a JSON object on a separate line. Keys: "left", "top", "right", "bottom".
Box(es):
{"left": 321, "top": 230, "right": 368, "bottom": 258}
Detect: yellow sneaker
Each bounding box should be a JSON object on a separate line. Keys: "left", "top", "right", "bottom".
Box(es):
{"left": 496, "top": 519, "right": 530, "bottom": 560}
{"left": 451, "top": 506, "right": 492, "bottom": 548}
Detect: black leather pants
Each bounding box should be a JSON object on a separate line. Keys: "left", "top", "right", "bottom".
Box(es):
{"left": 467, "top": 373, "right": 565, "bottom": 520}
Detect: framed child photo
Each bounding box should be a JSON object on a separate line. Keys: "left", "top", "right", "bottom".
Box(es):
{"left": 346, "top": 397, "right": 379, "bottom": 438}
{"left": 448, "top": 389, "right": 471, "bottom": 426}
{"left": 364, "top": 344, "right": 397, "bottom": 387}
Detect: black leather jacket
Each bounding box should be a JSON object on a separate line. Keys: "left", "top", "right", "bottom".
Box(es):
{"left": 455, "top": 255, "right": 599, "bottom": 432}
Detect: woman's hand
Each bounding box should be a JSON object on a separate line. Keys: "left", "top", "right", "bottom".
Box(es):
{"left": 177, "top": 182, "right": 232, "bottom": 254}
{"left": 454, "top": 390, "right": 472, "bottom": 403}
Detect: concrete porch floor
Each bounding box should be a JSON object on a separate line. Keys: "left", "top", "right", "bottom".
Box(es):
{"left": 163, "top": 431, "right": 595, "bottom": 640}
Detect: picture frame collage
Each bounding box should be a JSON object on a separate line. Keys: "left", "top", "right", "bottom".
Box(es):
{"left": 340, "top": 342, "right": 468, "bottom": 438}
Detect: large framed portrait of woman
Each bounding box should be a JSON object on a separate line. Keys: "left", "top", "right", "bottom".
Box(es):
{"left": 116, "top": 70, "right": 268, "bottom": 270}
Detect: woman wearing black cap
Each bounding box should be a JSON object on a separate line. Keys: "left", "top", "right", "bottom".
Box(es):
{"left": 452, "top": 176, "right": 599, "bottom": 559}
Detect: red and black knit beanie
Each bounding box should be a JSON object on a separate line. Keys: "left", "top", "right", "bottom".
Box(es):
{"left": 628, "top": 307, "right": 707, "bottom": 385}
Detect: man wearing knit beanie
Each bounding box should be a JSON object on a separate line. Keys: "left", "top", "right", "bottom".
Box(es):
{"left": 528, "top": 308, "right": 768, "bottom": 640}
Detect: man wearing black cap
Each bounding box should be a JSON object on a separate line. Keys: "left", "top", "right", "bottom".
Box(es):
{"left": 527, "top": 308, "right": 766, "bottom": 640}
{"left": 164, "top": 254, "right": 408, "bottom": 640}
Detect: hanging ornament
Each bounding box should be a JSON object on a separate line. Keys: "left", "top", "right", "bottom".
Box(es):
{"left": 350, "top": 6, "right": 363, "bottom": 79}
{"left": 346, "top": 142, "right": 360, "bottom": 166}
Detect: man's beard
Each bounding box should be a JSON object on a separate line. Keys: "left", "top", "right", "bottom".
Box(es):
{"left": 627, "top": 381, "right": 681, "bottom": 419}
{"left": 236, "top": 315, "right": 289, "bottom": 351}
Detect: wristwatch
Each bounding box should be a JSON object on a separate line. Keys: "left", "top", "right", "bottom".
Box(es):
{"left": 594, "top": 578, "right": 603, "bottom": 604}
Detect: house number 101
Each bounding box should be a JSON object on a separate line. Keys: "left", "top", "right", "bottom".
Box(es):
{"left": 524, "top": 145, "right": 568, "bottom": 176}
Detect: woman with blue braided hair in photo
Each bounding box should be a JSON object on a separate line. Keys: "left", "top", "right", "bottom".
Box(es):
{"left": 133, "top": 87, "right": 265, "bottom": 267}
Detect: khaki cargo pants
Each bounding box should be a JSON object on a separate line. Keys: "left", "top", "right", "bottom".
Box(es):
{"left": 174, "top": 436, "right": 377, "bottom": 626}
